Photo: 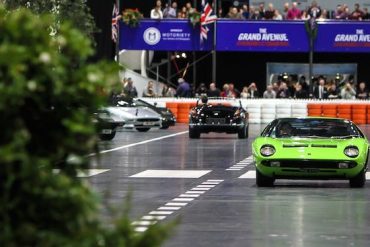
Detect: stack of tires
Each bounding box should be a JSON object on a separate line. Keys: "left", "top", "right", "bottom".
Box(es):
{"left": 261, "top": 103, "right": 276, "bottom": 124}
{"left": 352, "top": 104, "right": 367, "bottom": 125}
{"left": 276, "top": 103, "right": 292, "bottom": 119}
{"left": 307, "top": 103, "right": 322, "bottom": 117}
{"left": 322, "top": 104, "right": 337, "bottom": 118}
{"left": 177, "top": 103, "right": 190, "bottom": 123}
{"left": 166, "top": 102, "right": 178, "bottom": 120}
{"left": 246, "top": 103, "right": 261, "bottom": 124}
{"left": 337, "top": 104, "right": 351, "bottom": 120}
{"left": 291, "top": 102, "right": 308, "bottom": 118}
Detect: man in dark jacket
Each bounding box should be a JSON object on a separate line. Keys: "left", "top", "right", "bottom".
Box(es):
{"left": 175, "top": 78, "right": 191, "bottom": 97}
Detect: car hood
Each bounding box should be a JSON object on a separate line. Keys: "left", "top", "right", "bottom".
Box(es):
{"left": 253, "top": 137, "right": 369, "bottom": 160}
{"left": 105, "top": 106, "right": 161, "bottom": 121}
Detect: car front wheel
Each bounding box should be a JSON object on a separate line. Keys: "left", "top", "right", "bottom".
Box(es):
{"left": 256, "top": 169, "right": 274, "bottom": 187}
{"left": 238, "top": 123, "right": 248, "bottom": 139}
{"left": 99, "top": 131, "right": 116, "bottom": 141}
{"left": 349, "top": 170, "right": 366, "bottom": 188}
{"left": 189, "top": 128, "right": 200, "bottom": 139}
{"left": 136, "top": 128, "right": 150, "bottom": 132}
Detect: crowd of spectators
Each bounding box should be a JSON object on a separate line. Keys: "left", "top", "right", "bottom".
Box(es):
{"left": 150, "top": 1, "right": 370, "bottom": 21}
{"left": 118, "top": 76, "right": 370, "bottom": 100}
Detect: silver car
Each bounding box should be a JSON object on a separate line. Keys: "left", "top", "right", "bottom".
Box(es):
{"left": 105, "top": 100, "right": 162, "bottom": 132}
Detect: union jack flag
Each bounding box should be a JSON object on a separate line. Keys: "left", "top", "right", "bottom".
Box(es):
{"left": 200, "top": 0, "right": 217, "bottom": 42}
{"left": 112, "top": 1, "right": 119, "bottom": 43}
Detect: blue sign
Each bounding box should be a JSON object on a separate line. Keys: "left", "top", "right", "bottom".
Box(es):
{"left": 119, "top": 19, "right": 213, "bottom": 51}
{"left": 315, "top": 21, "right": 370, "bottom": 53}
{"left": 216, "top": 20, "right": 309, "bottom": 52}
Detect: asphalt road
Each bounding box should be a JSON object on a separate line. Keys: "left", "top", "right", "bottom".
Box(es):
{"left": 87, "top": 124, "right": 370, "bottom": 247}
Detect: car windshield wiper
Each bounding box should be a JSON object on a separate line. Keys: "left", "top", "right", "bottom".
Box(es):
{"left": 304, "top": 135, "right": 326, "bottom": 139}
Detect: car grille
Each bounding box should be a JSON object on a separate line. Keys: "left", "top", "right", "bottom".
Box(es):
{"left": 206, "top": 118, "right": 226, "bottom": 124}
{"left": 137, "top": 118, "right": 159, "bottom": 122}
{"left": 261, "top": 160, "right": 357, "bottom": 169}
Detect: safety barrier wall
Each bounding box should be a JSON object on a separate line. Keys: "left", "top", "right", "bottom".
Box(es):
{"left": 140, "top": 98, "right": 370, "bottom": 124}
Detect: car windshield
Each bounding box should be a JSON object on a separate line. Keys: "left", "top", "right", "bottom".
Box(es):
{"left": 265, "top": 118, "right": 361, "bottom": 138}
{"left": 115, "top": 98, "right": 150, "bottom": 108}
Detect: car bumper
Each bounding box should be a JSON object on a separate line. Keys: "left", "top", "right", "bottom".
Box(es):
{"left": 255, "top": 158, "right": 366, "bottom": 179}
{"left": 189, "top": 123, "right": 246, "bottom": 133}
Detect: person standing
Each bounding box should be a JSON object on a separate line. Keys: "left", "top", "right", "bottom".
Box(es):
{"left": 207, "top": 82, "right": 221, "bottom": 97}
{"left": 175, "top": 78, "right": 191, "bottom": 97}
{"left": 142, "top": 81, "right": 157, "bottom": 97}
{"left": 356, "top": 82, "right": 368, "bottom": 99}
{"left": 313, "top": 78, "right": 328, "bottom": 99}
{"left": 123, "top": 78, "right": 138, "bottom": 97}
{"left": 150, "top": 0, "right": 163, "bottom": 19}
{"left": 263, "top": 85, "right": 276, "bottom": 98}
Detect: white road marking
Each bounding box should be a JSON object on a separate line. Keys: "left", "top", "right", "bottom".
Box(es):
{"left": 191, "top": 187, "right": 211, "bottom": 191}
{"left": 90, "top": 131, "right": 189, "bottom": 156}
{"left": 130, "top": 170, "right": 211, "bottom": 178}
{"left": 149, "top": 211, "right": 173, "bottom": 215}
{"left": 196, "top": 185, "right": 215, "bottom": 188}
{"left": 158, "top": 206, "right": 181, "bottom": 210}
{"left": 135, "top": 227, "right": 148, "bottom": 232}
{"left": 142, "top": 215, "right": 166, "bottom": 220}
{"left": 132, "top": 220, "right": 157, "bottom": 226}
{"left": 226, "top": 168, "right": 242, "bottom": 171}
{"left": 186, "top": 191, "right": 205, "bottom": 194}
{"left": 239, "top": 171, "right": 256, "bottom": 179}
{"left": 207, "top": 179, "right": 224, "bottom": 182}
{"left": 179, "top": 194, "right": 200, "bottom": 198}
{"left": 201, "top": 182, "right": 220, "bottom": 185}
{"left": 173, "top": 198, "right": 194, "bottom": 202}
{"left": 237, "top": 162, "right": 252, "bottom": 164}
{"left": 365, "top": 172, "right": 370, "bottom": 180}
{"left": 165, "top": 202, "right": 188, "bottom": 206}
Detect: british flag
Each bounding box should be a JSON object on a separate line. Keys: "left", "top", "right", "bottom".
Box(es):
{"left": 200, "top": 0, "right": 217, "bottom": 42}
{"left": 112, "top": 1, "right": 119, "bottom": 43}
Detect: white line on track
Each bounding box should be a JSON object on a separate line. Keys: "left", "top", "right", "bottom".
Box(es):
{"left": 89, "top": 131, "right": 189, "bottom": 156}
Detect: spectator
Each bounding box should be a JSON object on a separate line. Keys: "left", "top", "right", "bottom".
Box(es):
{"left": 175, "top": 78, "right": 191, "bottom": 97}
{"left": 350, "top": 3, "right": 364, "bottom": 20}
{"left": 283, "top": 2, "right": 290, "bottom": 19}
{"left": 318, "top": 9, "right": 328, "bottom": 20}
{"left": 356, "top": 82, "right": 368, "bottom": 99}
{"left": 286, "top": 2, "right": 301, "bottom": 20}
{"left": 334, "top": 4, "right": 343, "bottom": 19}
{"left": 142, "top": 81, "right": 156, "bottom": 97}
{"left": 195, "top": 83, "right": 208, "bottom": 96}
{"left": 150, "top": 0, "right": 163, "bottom": 19}
{"left": 164, "top": 1, "right": 177, "bottom": 18}
{"left": 327, "top": 83, "right": 340, "bottom": 99}
{"left": 207, "top": 82, "right": 221, "bottom": 97}
{"left": 250, "top": 6, "right": 262, "bottom": 20}
{"left": 341, "top": 82, "right": 356, "bottom": 99}
{"left": 301, "top": 10, "right": 309, "bottom": 20}
{"left": 229, "top": 83, "right": 240, "bottom": 98}
{"left": 277, "top": 82, "right": 290, "bottom": 98}
{"left": 313, "top": 78, "right": 328, "bottom": 99}
{"left": 227, "top": 7, "right": 243, "bottom": 19}
{"left": 363, "top": 8, "right": 370, "bottom": 19}
{"left": 258, "top": 3, "right": 265, "bottom": 19}
{"left": 263, "top": 85, "right": 276, "bottom": 98}
{"left": 294, "top": 83, "right": 308, "bottom": 99}
{"left": 177, "top": 7, "right": 187, "bottom": 18}
{"left": 220, "top": 84, "right": 230, "bottom": 98}
{"left": 185, "top": 2, "right": 194, "bottom": 15}
{"left": 339, "top": 6, "right": 351, "bottom": 20}
{"left": 162, "top": 84, "right": 175, "bottom": 97}
{"left": 264, "top": 3, "right": 275, "bottom": 20}
{"left": 241, "top": 4, "right": 249, "bottom": 19}
{"left": 248, "top": 82, "right": 259, "bottom": 98}
{"left": 240, "top": 87, "right": 249, "bottom": 98}
{"left": 123, "top": 78, "right": 138, "bottom": 97}
{"left": 308, "top": 0, "right": 322, "bottom": 19}
{"left": 273, "top": 9, "right": 283, "bottom": 20}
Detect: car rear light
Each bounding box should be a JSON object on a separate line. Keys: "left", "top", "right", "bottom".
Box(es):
{"left": 260, "top": 145, "right": 276, "bottom": 157}
{"left": 344, "top": 146, "right": 359, "bottom": 158}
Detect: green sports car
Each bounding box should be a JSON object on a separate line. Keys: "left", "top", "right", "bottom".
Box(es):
{"left": 252, "top": 118, "right": 369, "bottom": 187}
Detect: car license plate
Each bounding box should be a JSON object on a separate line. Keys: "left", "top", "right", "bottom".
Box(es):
{"left": 101, "top": 129, "right": 112, "bottom": 134}
{"left": 143, "top": 122, "right": 154, "bottom": 126}
{"left": 300, "top": 168, "right": 320, "bottom": 173}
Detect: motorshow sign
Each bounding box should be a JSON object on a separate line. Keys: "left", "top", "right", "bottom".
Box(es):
{"left": 215, "top": 20, "right": 309, "bottom": 52}
{"left": 315, "top": 21, "right": 370, "bottom": 52}
{"left": 119, "top": 19, "right": 213, "bottom": 51}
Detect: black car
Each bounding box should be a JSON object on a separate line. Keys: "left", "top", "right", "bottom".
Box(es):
{"left": 189, "top": 98, "right": 249, "bottom": 139}
{"left": 135, "top": 99, "right": 176, "bottom": 129}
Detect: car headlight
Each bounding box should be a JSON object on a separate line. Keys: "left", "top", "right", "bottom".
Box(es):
{"left": 260, "top": 145, "right": 276, "bottom": 157}
{"left": 344, "top": 146, "right": 359, "bottom": 158}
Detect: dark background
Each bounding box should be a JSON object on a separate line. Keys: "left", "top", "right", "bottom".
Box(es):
{"left": 87, "top": 0, "right": 370, "bottom": 92}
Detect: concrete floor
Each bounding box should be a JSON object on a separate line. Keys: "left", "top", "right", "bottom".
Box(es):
{"left": 87, "top": 124, "right": 370, "bottom": 247}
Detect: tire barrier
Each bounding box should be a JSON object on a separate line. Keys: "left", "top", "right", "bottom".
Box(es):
{"left": 149, "top": 98, "right": 370, "bottom": 125}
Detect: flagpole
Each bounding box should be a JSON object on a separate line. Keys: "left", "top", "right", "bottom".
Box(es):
{"left": 115, "top": 0, "right": 120, "bottom": 64}
{"left": 212, "top": 0, "right": 217, "bottom": 83}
